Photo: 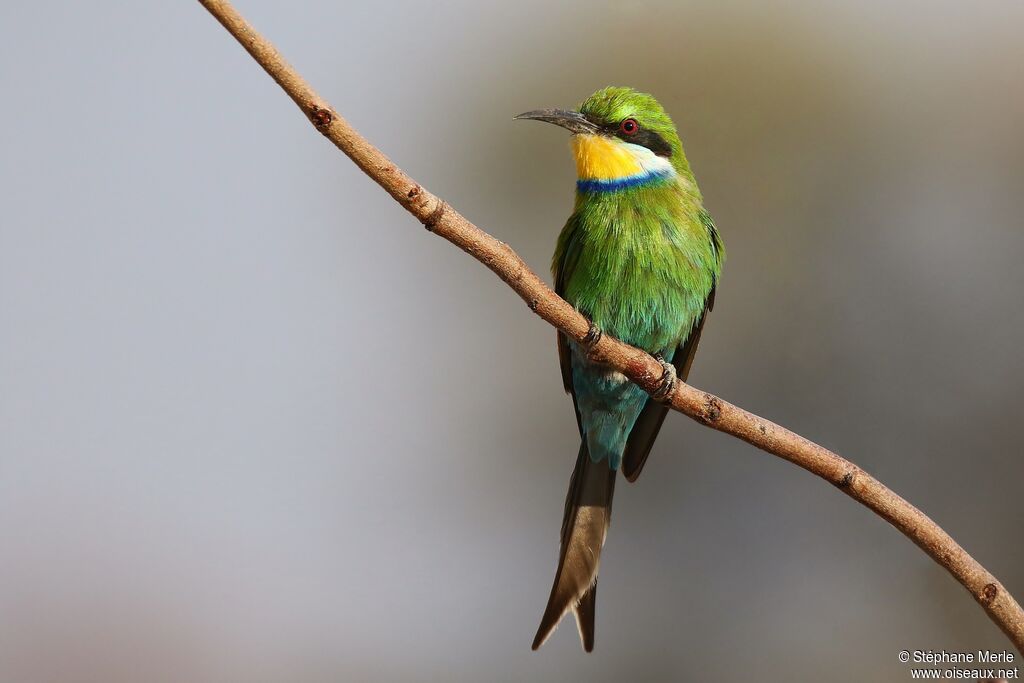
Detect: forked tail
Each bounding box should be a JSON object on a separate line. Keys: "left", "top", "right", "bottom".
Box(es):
{"left": 532, "top": 442, "right": 616, "bottom": 652}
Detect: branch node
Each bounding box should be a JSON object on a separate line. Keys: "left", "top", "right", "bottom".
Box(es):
{"left": 527, "top": 298, "right": 539, "bottom": 312}
{"left": 308, "top": 102, "right": 333, "bottom": 130}
{"left": 699, "top": 394, "right": 723, "bottom": 424}
{"left": 837, "top": 471, "right": 856, "bottom": 488}
{"left": 983, "top": 583, "right": 999, "bottom": 605}
{"left": 422, "top": 199, "right": 447, "bottom": 232}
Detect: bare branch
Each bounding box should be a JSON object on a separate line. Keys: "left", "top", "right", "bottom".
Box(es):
{"left": 197, "top": 0, "right": 1024, "bottom": 651}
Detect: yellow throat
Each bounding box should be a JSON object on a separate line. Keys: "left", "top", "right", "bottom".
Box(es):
{"left": 570, "top": 134, "right": 675, "bottom": 183}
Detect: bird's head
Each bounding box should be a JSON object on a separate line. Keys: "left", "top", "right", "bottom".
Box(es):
{"left": 515, "top": 86, "right": 690, "bottom": 188}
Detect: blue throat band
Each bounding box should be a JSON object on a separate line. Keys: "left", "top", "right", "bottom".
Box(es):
{"left": 576, "top": 168, "right": 674, "bottom": 193}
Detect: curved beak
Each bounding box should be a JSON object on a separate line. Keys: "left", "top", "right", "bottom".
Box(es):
{"left": 514, "top": 108, "right": 599, "bottom": 135}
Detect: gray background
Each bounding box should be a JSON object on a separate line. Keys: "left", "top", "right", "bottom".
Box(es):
{"left": 2, "top": 1, "right": 1023, "bottom": 681}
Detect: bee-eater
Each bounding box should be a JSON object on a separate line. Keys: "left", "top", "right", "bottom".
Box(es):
{"left": 516, "top": 87, "right": 724, "bottom": 651}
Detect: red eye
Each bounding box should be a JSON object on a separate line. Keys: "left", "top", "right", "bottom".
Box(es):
{"left": 619, "top": 118, "right": 639, "bottom": 135}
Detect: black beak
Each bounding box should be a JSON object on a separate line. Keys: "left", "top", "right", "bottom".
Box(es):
{"left": 514, "top": 108, "right": 599, "bottom": 135}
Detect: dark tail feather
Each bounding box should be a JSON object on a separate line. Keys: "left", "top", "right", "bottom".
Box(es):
{"left": 574, "top": 585, "right": 597, "bottom": 652}
{"left": 532, "top": 442, "right": 616, "bottom": 651}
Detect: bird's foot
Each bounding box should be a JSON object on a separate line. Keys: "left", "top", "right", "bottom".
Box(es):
{"left": 651, "top": 353, "right": 677, "bottom": 403}
{"left": 582, "top": 320, "right": 603, "bottom": 354}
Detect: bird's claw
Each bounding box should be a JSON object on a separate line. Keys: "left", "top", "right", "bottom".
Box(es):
{"left": 651, "top": 354, "right": 677, "bottom": 403}
{"left": 582, "top": 321, "right": 603, "bottom": 352}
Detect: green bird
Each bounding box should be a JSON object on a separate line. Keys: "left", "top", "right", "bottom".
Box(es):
{"left": 516, "top": 87, "right": 724, "bottom": 651}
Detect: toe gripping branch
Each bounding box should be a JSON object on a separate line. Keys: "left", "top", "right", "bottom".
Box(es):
{"left": 651, "top": 353, "right": 678, "bottom": 403}
{"left": 581, "top": 323, "right": 677, "bottom": 403}
{"left": 582, "top": 321, "right": 603, "bottom": 352}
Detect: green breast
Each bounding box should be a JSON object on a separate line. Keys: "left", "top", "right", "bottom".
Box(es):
{"left": 554, "top": 182, "right": 722, "bottom": 353}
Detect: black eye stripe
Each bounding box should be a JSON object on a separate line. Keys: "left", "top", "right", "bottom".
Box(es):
{"left": 612, "top": 124, "right": 672, "bottom": 157}
{"left": 627, "top": 129, "right": 672, "bottom": 157}
{"left": 581, "top": 114, "right": 674, "bottom": 158}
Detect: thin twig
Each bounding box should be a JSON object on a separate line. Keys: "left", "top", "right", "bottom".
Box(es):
{"left": 197, "top": 0, "right": 1024, "bottom": 651}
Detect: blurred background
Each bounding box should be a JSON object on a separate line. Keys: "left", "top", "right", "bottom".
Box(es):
{"left": 2, "top": 0, "right": 1023, "bottom": 681}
